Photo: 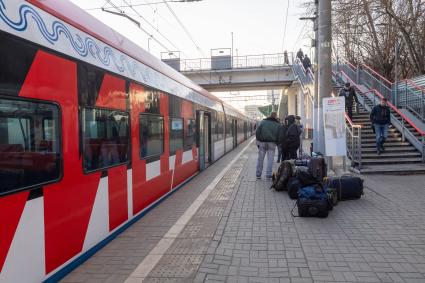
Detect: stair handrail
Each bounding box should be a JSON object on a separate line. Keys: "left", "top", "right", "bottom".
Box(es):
{"left": 294, "top": 58, "right": 315, "bottom": 83}
{"left": 338, "top": 60, "right": 425, "bottom": 122}
{"left": 338, "top": 70, "right": 425, "bottom": 136}
{"left": 398, "top": 80, "right": 425, "bottom": 122}
{"left": 361, "top": 63, "right": 393, "bottom": 86}
{"left": 370, "top": 89, "right": 425, "bottom": 137}
{"left": 404, "top": 79, "right": 425, "bottom": 91}
{"left": 331, "top": 70, "right": 363, "bottom": 169}
{"left": 338, "top": 69, "right": 425, "bottom": 162}
{"left": 292, "top": 60, "right": 314, "bottom": 100}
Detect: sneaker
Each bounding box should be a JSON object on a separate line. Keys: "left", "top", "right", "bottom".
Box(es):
{"left": 377, "top": 149, "right": 381, "bottom": 155}
{"left": 266, "top": 175, "right": 272, "bottom": 179}
{"left": 256, "top": 176, "right": 261, "bottom": 180}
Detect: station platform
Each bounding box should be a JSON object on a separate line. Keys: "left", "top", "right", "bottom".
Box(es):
{"left": 62, "top": 138, "right": 425, "bottom": 283}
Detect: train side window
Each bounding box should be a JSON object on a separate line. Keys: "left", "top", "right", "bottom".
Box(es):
{"left": 184, "top": 118, "right": 196, "bottom": 149}
{"left": 0, "top": 98, "right": 61, "bottom": 195}
{"left": 140, "top": 114, "right": 164, "bottom": 159}
{"left": 169, "top": 117, "right": 183, "bottom": 155}
{"left": 82, "top": 108, "right": 129, "bottom": 172}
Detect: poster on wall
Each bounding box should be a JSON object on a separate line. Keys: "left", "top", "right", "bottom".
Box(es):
{"left": 323, "top": 97, "right": 347, "bottom": 156}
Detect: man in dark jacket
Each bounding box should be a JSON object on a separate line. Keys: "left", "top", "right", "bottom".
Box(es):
{"left": 339, "top": 82, "right": 359, "bottom": 120}
{"left": 370, "top": 97, "right": 391, "bottom": 155}
{"left": 282, "top": 115, "right": 302, "bottom": 160}
{"left": 296, "top": 48, "right": 304, "bottom": 62}
{"left": 256, "top": 112, "right": 281, "bottom": 179}
{"left": 302, "top": 55, "right": 312, "bottom": 74}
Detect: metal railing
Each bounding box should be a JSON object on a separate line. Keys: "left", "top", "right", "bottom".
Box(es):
{"left": 359, "top": 65, "right": 393, "bottom": 101}
{"left": 180, "top": 52, "right": 294, "bottom": 72}
{"left": 336, "top": 61, "right": 425, "bottom": 122}
{"left": 331, "top": 71, "right": 363, "bottom": 169}
{"left": 345, "top": 117, "right": 363, "bottom": 169}
{"left": 397, "top": 80, "right": 425, "bottom": 122}
{"left": 336, "top": 69, "right": 425, "bottom": 162}
{"left": 292, "top": 59, "right": 314, "bottom": 86}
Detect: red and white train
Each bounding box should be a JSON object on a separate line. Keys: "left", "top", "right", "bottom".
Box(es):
{"left": 0, "top": 1, "right": 254, "bottom": 282}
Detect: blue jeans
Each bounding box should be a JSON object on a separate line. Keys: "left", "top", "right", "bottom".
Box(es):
{"left": 374, "top": 124, "right": 389, "bottom": 150}
{"left": 277, "top": 145, "right": 284, "bottom": 162}
{"left": 256, "top": 141, "right": 276, "bottom": 177}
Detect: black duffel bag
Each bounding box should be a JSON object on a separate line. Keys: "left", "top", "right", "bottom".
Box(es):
{"left": 297, "top": 198, "right": 329, "bottom": 218}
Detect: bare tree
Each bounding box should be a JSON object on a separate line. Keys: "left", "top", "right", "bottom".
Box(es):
{"left": 332, "top": 0, "right": 425, "bottom": 79}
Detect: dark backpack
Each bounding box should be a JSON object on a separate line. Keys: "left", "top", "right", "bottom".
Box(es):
{"left": 296, "top": 170, "right": 321, "bottom": 187}
{"left": 271, "top": 161, "right": 294, "bottom": 191}
{"left": 287, "top": 177, "right": 302, "bottom": 199}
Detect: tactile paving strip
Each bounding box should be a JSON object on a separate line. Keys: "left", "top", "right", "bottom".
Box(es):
{"left": 145, "top": 148, "right": 250, "bottom": 281}
{"left": 165, "top": 238, "right": 210, "bottom": 255}
{"left": 147, "top": 254, "right": 204, "bottom": 278}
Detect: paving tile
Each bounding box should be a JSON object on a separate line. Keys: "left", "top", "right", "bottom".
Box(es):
{"left": 61, "top": 142, "right": 425, "bottom": 283}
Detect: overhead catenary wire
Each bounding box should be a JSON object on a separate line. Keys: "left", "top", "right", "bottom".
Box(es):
{"left": 85, "top": 0, "right": 184, "bottom": 10}
{"left": 291, "top": 20, "right": 309, "bottom": 51}
{"left": 281, "top": 0, "right": 290, "bottom": 52}
{"left": 163, "top": 1, "right": 206, "bottom": 57}
{"left": 120, "top": 0, "right": 184, "bottom": 53}
{"left": 102, "top": 0, "right": 172, "bottom": 52}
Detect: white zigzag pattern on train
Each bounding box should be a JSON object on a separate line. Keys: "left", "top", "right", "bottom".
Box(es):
{"left": 0, "top": 0, "right": 138, "bottom": 76}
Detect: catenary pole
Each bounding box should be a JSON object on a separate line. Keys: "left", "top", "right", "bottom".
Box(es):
{"left": 313, "top": 0, "right": 319, "bottom": 152}
{"left": 317, "top": 0, "right": 332, "bottom": 155}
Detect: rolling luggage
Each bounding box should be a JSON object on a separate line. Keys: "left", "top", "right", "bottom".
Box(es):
{"left": 287, "top": 177, "right": 302, "bottom": 199}
{"left": 326, "top": 176, "right": 364, "bottom": 200}
{"left": 308, "top": 156, "right": 327, "bottom": 181}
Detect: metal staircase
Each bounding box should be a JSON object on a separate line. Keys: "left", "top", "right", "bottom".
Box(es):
{"left": 332, "top": 69, "right": 425, "bottom": 174}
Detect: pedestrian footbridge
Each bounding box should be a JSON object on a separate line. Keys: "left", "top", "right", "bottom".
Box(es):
{"left": 163, "top": 52, "right": 296, "bottom": 92}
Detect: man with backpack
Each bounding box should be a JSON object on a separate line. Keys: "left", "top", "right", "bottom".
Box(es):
{"left": 370, "top": 97, "right": 391, "bottom": 155}
{"left": 282, "top": 115, "right": 302, "bottom": 160}
{"left": 255, "top": 111, "right": 281, "bottom": 179}
{"left": 339, "top": 82, "right": 359, "bottom": 120}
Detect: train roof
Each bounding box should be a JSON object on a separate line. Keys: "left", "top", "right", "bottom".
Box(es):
{"left": 27, "top": 0, "right": 248, "bottom": 119}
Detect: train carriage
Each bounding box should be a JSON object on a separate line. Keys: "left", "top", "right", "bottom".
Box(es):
{"left": 0, "top": 1, "right": 254, "bottom": 282}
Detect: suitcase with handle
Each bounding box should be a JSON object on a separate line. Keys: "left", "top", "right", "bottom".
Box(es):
{"left": 308, "top": 156, "right": 327, "bottom": 181}
{"left": 326, "top": 176, "right": 364, "bottom": 200}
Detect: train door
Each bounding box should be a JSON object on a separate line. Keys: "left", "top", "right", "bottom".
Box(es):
{"left": 197, "top": 110, "right": 211, "bottom": 171}
{"left": 233, "top": 119, "right": 237, "bottom": 147}
{"left": 244, "top": 121, "right": 247, "bottom": 140}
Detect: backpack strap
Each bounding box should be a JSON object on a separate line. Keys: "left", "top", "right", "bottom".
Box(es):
{"left": 290, "top": 200, "right": 299, "bottom": 217}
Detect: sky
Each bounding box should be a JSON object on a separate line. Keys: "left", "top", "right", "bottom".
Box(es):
{"left": 70, "top": 0, "right": 314, "bottom": 112}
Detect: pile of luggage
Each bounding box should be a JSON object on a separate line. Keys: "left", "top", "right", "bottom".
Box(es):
{"left": 271, "top": 155, "right": 364, "bottom": 218}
